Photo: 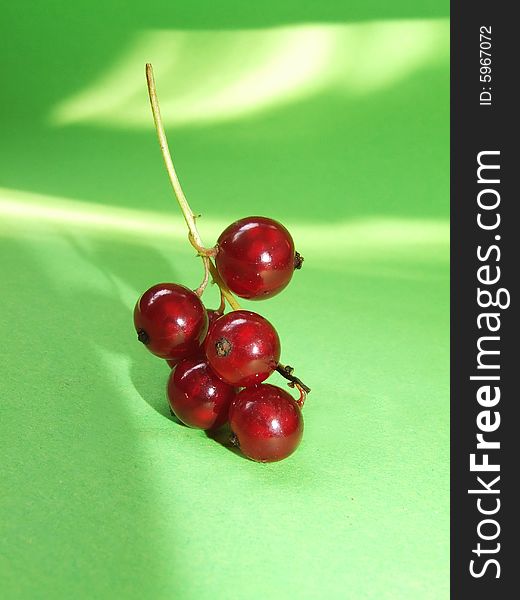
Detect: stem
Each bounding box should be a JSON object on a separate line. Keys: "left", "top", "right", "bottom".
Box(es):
{"left": 276, "top": 364, "right": 311, "bottom": 395}
{"left": 146, "top": 63, "right": 241, "bottom": 309}
{"left": 277, "top": 364, "right": 309, "bottom": 407}
{"left": 217, "top": 286, "right": 226, "bottom": 314}
{"left": 294, "top": 384, "right": 307, "bottom": 408}
{"left": 194, "top": 255, "right": 211, "bottom": 297}
{"left": 145, "top": 63, "right": 241, "bottom": 307}
{"left": 145, "top": 63, "right": 216, "bottom": 258}
{"left": 209, "top": 260, "right": 241, "bottom": 310}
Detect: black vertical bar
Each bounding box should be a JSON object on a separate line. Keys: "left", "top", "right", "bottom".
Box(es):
{"left": 451, "top": 2, "right": 517, "bottom": 598}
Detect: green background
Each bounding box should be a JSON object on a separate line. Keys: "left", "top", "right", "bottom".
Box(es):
{"left": 1, "top": 2, "right": 449, "bottom": 598}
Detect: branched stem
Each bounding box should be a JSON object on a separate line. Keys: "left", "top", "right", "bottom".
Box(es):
{"left": 276, "top": 364, "right": 311, "bottom": 400}
{"left": 194, "top": 255, "right": 211, "bottom": 297}
{"left": 145, "top": 63, "right": 216, "bottom": 258}
{"left": 294, "top": 384, "right": 307, "bottom": 408}
{"left": 147, "top": 65, "right": 310, "bottom": 409}
{"left": 208, "top": 261, "right": 241, "bottom": 310}
{"left": 217, "top": 285, "right": 226, "bottom": 314}
{"left": 146, "top": 63, "right": 241, "bottom": 308}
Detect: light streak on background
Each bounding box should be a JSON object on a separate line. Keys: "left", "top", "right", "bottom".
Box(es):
{"left": 51, "top": 19, "right": 448, "bottom": 128}
{"left": 0, "top": 187, "right": 448, "bottom": 262}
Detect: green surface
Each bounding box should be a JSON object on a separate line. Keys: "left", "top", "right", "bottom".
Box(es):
{"left": 1, "top": 3, "right": 449, "bottom": 599}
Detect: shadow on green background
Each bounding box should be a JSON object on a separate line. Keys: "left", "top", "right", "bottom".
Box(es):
{"left": 1, "top": 2, "right": 449, "bottom": 599}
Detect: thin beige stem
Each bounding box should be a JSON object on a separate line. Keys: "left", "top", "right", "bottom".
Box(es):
{"left": 217, "top": 287, "right": 226, "bottom": 314}
{"left": 145, "top": 63, "right": 241, "bottom": 309}
{"left": 145, "top": 63, "right": 216, "bottom": 258}
{"left": 195, "top": 256, "right": 211, "bottom": 297}
{"left": 208, "top": 261, "right": 241, "bottom": 310}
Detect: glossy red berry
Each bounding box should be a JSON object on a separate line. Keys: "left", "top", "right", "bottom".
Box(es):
{"left": 167, "top": 356, "right": 236, "bottom": 430}
{"left": 134, "top": 283, "right": 208, "bottom": 360}
{"left": 204, "top": 310, "right": 280, "bottom": 387}
{"left": 166, "top": 308, "right": 223, "bottom": 368}
{"left": 229, "top": 384, "right": 303, "bottom": 462}
{"left": 166, "top": 308, "right": 223, "bottom": 369}
{"left": 215, "top": 216, "right": 302, "bottom": 300}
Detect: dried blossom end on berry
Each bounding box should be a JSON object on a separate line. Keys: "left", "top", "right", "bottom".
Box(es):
{"left": 294, "top": 252, "right": 304, "bottom": 270}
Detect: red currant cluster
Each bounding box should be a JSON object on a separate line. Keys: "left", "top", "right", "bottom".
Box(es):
{"left": 133, "top": 64, "right": 310, "bottom": 462}
{"left": 134, "top": 216, "right": 310, "bottom": 462}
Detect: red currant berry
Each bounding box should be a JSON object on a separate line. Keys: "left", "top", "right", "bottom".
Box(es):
{"left": 215, "top": 216, "right": 303, "bottom": 300}
{"left": 229, "top": 384, "right": 303, "bottom": 462}
{"left": 167, "top": 357, "right": 236, "bottom": 430}
{"left": 166, "top": 308, "right": 222, "bottom": 368}
{"left": 204, "top": 310, "right": 280, "bottom": 387}
{"left": 134, "top": 283, "right": 208, "bottom": 360}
